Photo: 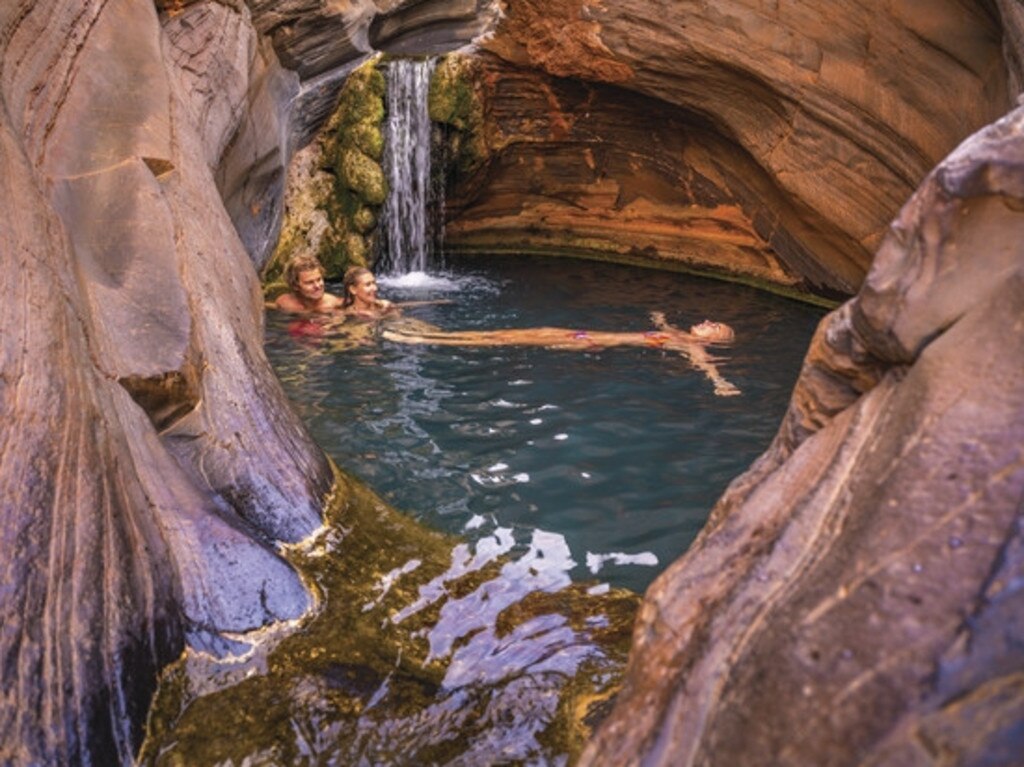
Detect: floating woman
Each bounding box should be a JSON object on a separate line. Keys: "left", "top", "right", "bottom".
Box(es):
{"left": 380, "top": 311, "right": 741, "bottom": 396}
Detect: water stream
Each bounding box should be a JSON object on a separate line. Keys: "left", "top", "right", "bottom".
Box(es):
{"left": 378, "top": 58, "right": 439, "bottom": 276}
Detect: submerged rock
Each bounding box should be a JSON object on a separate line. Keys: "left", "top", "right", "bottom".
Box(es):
{"left": 582, "top": 106, "right": 1024, "bottom": 767}
{"left": 139, "top": 465, "right": 640, "bottom": 766}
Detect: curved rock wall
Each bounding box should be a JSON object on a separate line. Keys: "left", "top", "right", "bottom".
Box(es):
{"left": 449, "top": 0, "right": 1012, "bottom": 296}
{"left": 582, "top": 106, "right": 1024, "bottom": 766}
{"left": 0, "top": 1, "right": 332, "bottom": 763}
{"left": 439, "top": 54, "right": 853, "bottom": 296}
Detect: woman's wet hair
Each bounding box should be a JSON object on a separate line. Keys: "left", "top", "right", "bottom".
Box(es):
{"left": 284, "top": 254, "right": 324, "bottom": 291}
{"left": 342, "top": 266, "right": 372, "bottom": 308}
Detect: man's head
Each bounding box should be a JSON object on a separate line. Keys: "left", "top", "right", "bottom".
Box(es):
{"left": 689, "top": 320, "right": 735, "bottom": 343}
{"left": 284, "top": 255, "right": 326, "bottom": 304}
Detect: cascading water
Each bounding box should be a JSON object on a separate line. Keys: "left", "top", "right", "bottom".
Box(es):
{"left": 379, "top": 58, "right": 439, "bottom": 277}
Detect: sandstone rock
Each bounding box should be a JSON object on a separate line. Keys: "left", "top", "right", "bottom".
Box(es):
{"left": 0, "top": 1, "right": 332, "bottom": 763}
{"left": 369, "top": 0, "right": 502, "bottom": 55}
{"left": 472, "top": 0, "right": 1012, "bottom": 295}
{"left": 582, "top": 106, "right": 1024, "bottom": 767}
{"left": 440, "top": 53, "right": 849, "bottom": 296}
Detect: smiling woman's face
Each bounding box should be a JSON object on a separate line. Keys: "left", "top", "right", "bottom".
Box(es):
{"left": 348, "top": 272, "right": 379, "bottom": 307}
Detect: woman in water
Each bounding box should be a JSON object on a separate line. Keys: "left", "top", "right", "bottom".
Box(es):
{"left": 380, "top": 310, "right": 741, "bottom": 396}
{"left": 342, "top": 266, "right": 397, "bottom": 319}
{"left": 276, "top": 264, "right": 741, "bottom": 395}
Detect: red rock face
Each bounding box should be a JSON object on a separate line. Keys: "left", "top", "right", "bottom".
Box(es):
{"left": 444, "top": 55, "right": 859, "bottom": 295}
{"left": 462, "top": 0, "right": 1012, "bottom": 296}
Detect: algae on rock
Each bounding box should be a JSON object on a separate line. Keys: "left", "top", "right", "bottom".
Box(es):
{"left": 138, "top": 463, "right": 639, "bottom": 765}
{"left": 429, "top": 53, "right": 489, "bottom": 180}
{"left": 263, "top": 58, "right": 388, "bottom": 293}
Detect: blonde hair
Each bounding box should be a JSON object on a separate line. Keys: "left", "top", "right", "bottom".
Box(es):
{"left": 342, "top": 266, "right": 372, "bottom": 308}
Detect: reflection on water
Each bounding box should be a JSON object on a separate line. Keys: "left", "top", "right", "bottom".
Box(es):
{"left": 267, "top": 256, "right": 824, "bottom": 593}
{"left": 141, "top": 467, "right": 638, "bottom": 765}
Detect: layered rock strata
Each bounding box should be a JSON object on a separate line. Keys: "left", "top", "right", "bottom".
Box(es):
{"left": 582, "top": 106, "right": 1024, "bottom": 766}
{"left": 438, "top": 54, "right": 850, "bottom": 297}
{"left": 450, "top": 0, "right": 1013, "bottom": 296}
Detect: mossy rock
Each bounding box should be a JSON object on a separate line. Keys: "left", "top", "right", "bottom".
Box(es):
{"left": 336, "top": 64, "right": 386, "bottom": 129}
{"left": 347, "top": 121, "right": 385, "bottom": 161}
{"left": 343, "top": 232, "right": 369, "bottom": 265}
{"left": 352, "top": 206, "right": 377, "bottom": 234}
{"left": 337, "top": 147, "right": 388, "bottom": 206}
{"left": 428, "top": 55, "right": 479, "bottom": 130}
{"left": 428, "top": 54, "right": 489, "bottom": 177}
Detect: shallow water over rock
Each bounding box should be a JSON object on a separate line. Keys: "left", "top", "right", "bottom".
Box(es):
{"left": 140, "top": 466, "right": 638, "bottom": 765}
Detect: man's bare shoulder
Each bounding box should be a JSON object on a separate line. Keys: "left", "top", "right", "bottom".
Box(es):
{"left": 274, "top": 292, "right": 307, "bottom": 313}
{"left": 322, "top": 294, "right": 344, "bottom": 311}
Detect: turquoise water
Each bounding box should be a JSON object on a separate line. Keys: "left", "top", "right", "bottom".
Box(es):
{"left": 266, "top": 256, "right": 823, "bottom": 593}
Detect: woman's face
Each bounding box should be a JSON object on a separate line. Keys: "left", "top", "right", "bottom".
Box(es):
{"left": 690, "top": 320, "right": 735, "bottom": 342}
{"left": 349, "top": 272, "right": 379, "bottom": 306}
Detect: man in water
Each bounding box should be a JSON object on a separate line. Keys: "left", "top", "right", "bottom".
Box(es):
{"left": 274, "top": 255, "right": 343, "bottom": 313}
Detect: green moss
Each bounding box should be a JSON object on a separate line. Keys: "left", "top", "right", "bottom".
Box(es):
{"left": 261, "top": 57, "right": 389, "bottom": 290}
{"left": 139, "top": 463, "right": 639, "bottom": 765}
{"left": 429, "top": 54, "right": 489, "bottom": 177}
{"left": 337, "top": 147, "right": 387, "bottom": 206}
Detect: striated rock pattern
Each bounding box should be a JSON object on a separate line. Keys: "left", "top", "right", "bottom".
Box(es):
{"left": 460, "top": 0, "right": 1012, "bottom": 295}
{"left": 440, "top": 53, "right": 849, "bottom": 296}
{"left": 582, "top": 107, "right": 1024, "bottom": 766}
{"left": 0, "top": 1, "right": 333, "bottom": 763}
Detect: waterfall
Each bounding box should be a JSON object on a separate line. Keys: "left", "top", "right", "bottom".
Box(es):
{"left": 379, "top": 58, "right": 439, "bottom": 276}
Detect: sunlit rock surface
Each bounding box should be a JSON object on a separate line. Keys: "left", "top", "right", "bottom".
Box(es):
{"left": 583, "top": 107, "right": 1024, "bottom": 766}
{"left": 0, "top": 1, "right": 332, "bottom": 763}
{"left": 455, "top": 0, "right": 1012, "bottom": 296}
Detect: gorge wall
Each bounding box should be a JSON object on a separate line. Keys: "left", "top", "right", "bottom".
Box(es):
{"left": 582, "top": 103, "right": 1024, "bottom": 767}
{"left": 443, "top": 0, "right": 1011, "bottom": 296}
{"left": 0, "top": 0, "right": 1021, "bottom": 764}
{"left": 0, "top": 1, "right": 333, "bottom": 763}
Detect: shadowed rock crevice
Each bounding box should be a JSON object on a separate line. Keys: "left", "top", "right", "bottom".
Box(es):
{"left": 118, "top": 367, "right": 201, "bottom": 431}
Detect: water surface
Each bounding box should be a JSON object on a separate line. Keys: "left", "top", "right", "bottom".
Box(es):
{"left": 266, "top": 256, "right": 824, "bottom": 593}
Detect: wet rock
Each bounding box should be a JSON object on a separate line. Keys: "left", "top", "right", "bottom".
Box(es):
{"left": 582, "top": 106, "right": 1024, "bottom": 767}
